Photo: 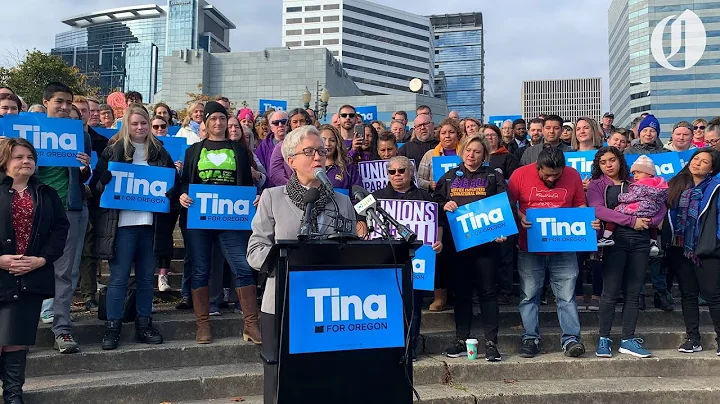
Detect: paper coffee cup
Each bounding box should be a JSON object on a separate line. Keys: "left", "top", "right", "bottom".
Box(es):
{"left": 465, "top": 338, "right": 478, "bottom": 360}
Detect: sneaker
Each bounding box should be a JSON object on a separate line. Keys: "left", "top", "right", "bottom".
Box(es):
{"left": 519, "top": 339, "right": 540, "bottom": 358}
{"left": 619, "top": 338, "right": 652, "bottom": 358}
{"left": 485, "top": 341, "right": 501, "bottom": 362}
{"left": 175, "top": 296, "right": 193, "bottom": 310}
{"left": 563, "top": 340, "right": 586, "bottom": 357}
{"left": 597, "top": 237, "right": 615, "bottom": 247}
{"left": 209, "top": 303, "right": 221, "bottom": 316}
{"left": 84, "top": 299, "right": 99, "bottom": 313}
{"left": 158, "top": 274, "right": 171, "bottom": 292}
{"left": 678, "top": 339, "right": 702, "bottom": 353}
{"left": 575, "top": 296, "right": 587, "bottom": 310}
{"left": 596, "top": 337, "right": 613, "bottom": 358}
{"left": 54, "top": 333, "right": 80, "bottom": 354}
{"left": 699, "top": 295, "right": 708, "bottom": 306}
{"left": 588, "top": 298, "right": 600, "bottom": 311}
{"left": 649, "top": 240, "right": 660, "bottom": 257}
{"left": 40, "top": 313, "right": 54, "bottom": 324}
{"left": 233, "top": 301, "right": 243, "bottom": 314}
{"left": 443, "top": 340, "right": 466, "bottom": 358}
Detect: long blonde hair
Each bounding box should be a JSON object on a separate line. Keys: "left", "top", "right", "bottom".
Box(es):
{"left": 572, "top": 117, "right": 604, "bottom": 150}
{"left": 182, "top": 101, "right": 205, "bottom": 127}
{"left": 117, "top": 104, "right": 163, "bottom": 162}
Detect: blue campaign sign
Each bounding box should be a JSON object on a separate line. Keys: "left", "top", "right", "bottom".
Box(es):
{"left": 432, "top": 155, "right": 462, "bottom": 182}
{"left": 186, "top": 184, "right": 256, "bottom": 230}
{"left": 625, "top": 152, "right": 683, "bottom": 181}
{"left": 488, "top": 115, "right": 522, "bottom": 127}
{"left": 446, "top": 192, "right": 518, "bottom": 252}
{"left": 288, "top": 268, "right": 404, "bottom": 354}
{"left": 94, "top": 128, "right": 117, "bottom": 139}
{"left": 397, "top": 142, "right": 405, "bottom": 149}
{"left": 336, "top": 188, "right": 349, "bottom": 196}
{"left": 84, "top": 151, "right": 98, "bottom": 185}
{"left": 356, "top": 106, "right": 378, "bottom": 123}
{"left": 678, "top": 149, "right": 696, "bottom": 167}
{"left": 412, "top": 245, "right": 436, "bottom": 291}
{"left": 564, "top": 151, "right": 596, "bottom": 180}
{"left": 168, "top": 126, "right": 181, "bottom": 136}
{"left": 2, "top": 114, "right": 84, "bottom": 167}
{"left": 259, "top": 99, "right": 287, "bottom": 113}
{"left": 159, "top": 136, "right": 188, "bottom": 163}
{"left": 99, "top": 162, "right": 176, "bottom": 213}
{"left": 526, "top": 207, "right": 597, "bottom": 253}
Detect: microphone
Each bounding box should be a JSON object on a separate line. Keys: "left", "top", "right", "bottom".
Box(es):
{"left": 314, "top": 168, "right": 334, "bottom": 191}
{"left": 297, "top": 188, "right": 321, "bottom": 241}
{"left": 352, "top": 188, "right": 391, "bottom": 238}
{"left": 351, "top": 186, "right": 417, "bottom": 244}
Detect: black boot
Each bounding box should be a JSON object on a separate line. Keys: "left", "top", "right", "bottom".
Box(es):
{"left": 135, "top": 317, "right": 163, "bottom": 345}
{"left": 654, "top": 292, "right": 673, "bottom": 312}
{"left": 101, "top": 320, "right": 122, "bottom": 350}
{"left": 1, "top": 349, "right": 28, "bottom": 404}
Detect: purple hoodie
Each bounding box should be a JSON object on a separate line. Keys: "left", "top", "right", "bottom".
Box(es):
{"left": 587, "top": 175, "right": 666, "bottom": 228}
{"left": 268, "top": 142, "right": 292, "bottom": 187}
{"left": 326, "top": 162, "right": 362, "bottom": 189}
{"left": 255, "top": 135, "right": 279, "bottom": 186}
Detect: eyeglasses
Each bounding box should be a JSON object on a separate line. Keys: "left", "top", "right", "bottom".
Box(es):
{"left": 387, "top": 168, "right": 406, "bottom": 175}
{"left": 271, "top": 119, "right": 288, "bottom": 126}
{"left": 290, "top": 147, "right": 329, "bottom": 157}
{"left": 707, "top": 138, "right": 720, "bottom": 145}
{"left": 340, "top": 113, "right": 356, "bottom": 118}
{"left": 152, "top": 124, "right": 167, "bottom": 130}
{"left": 694, "top": 125, "right": 706, "bottom": 130}
{"left": 414, "top": 122, "right": 431, "bottom": 129}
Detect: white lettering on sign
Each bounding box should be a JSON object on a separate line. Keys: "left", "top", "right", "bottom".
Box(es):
{"left": 13, "top": 124, "right": 77, "bottom": 150}
{"left": 537, "top": 217, "right": 586, "bottom": 237}
{"left": 112, "top": 171, "right": 167, "bottom": 196}
{"left": 440, "top": 162, "right": 459, "bottom": 174}
{"left": 413, "top": 258, "right": 425, "bottom": 274}
{"left": 196, "top": 192, "right": 250, "bottom": 215}
{"left": 263, "top": 103, "right": 284, "bottom": 111}
{"left": 656, "top": 163, "right": 675, "bottom": 176}
{"left": 306, "top": 288, "right": 387, "bottom": 322}
{"left": 359, "top": 112, "right": 375, "bottom": 121}
{"left": 566, "top": 157, "right": 593, "bottom": 173}
{"left": 455, "top": 208, "right": 504, "bottom": 233}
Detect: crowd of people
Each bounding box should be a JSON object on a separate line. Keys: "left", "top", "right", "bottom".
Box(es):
{"left": 1, "top": 81, "right": 720, "bottom": 402}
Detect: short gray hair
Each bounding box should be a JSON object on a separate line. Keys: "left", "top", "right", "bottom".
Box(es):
{"left": 387, "top": 156, "right": 414, "bottom": 177}
{"left": 390, "top": 119, "right": 405, "bottom": 128}
{"left": 28, "top": 104, "right": 46, "bottom": 113}
{"left": 282, "top": 125, "right": 321, "bottom": 160}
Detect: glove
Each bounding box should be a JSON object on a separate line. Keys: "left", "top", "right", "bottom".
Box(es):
{"left": 99, "top": 170, "right": 113, "bottom": 186}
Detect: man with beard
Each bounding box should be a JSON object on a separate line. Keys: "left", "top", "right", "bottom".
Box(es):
{"left": 398, "top": 113, "right": 439, "bottom": 191}
{"left": 520, "top": 115, "right": 571, "bottom": 166}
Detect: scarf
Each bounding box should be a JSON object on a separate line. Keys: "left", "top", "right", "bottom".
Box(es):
{"left": 675, "top": 177, "right": 711, "bottom": 264}
{"left": 188, "top": 120, "right": 201, "bottom": 134}
{"left": 286, "top": 172, "right": 332, "bottom": 232}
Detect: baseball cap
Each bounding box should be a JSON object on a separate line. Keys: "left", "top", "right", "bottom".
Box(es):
{"left": 603, "top": 112, "right": 615, "bottom": 118}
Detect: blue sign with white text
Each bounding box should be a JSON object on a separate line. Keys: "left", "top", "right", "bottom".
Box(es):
{"left": 625, "top": 152, "right": 683, "bottom": 181}
{"left": 94, "top": 128, "right": 117, "bottom": 139}
{"left": 564, "top": 151, "right": 596, "bottom": 180}
{"left": 488, "top": 115, "right": 523, "bottom": 127}
{"left": 99, "top": 162, "right": 176, "bottom": 213}
{"left": 186, "top": 184, "right": 256, "bottom": 230}
{"left": 288, "top": 268, "right": 404, "bottom": 354}
{"left": 259, "top": 99, "right": 287, "bottom": 113}
{"left": 446, "top": 192, "right": 518, "bottom": 251}
{"left": 526, "top": 207, "right": 597, "bottom": 253}
{"left": 159, "top": 136, "right": 189, "bottom": 163}
{"left": 356, "top": 106, "right": 378, "bottom": 123}
{"left": 678, "top": 149, "right": 696, "bottom": 167}
{"left": 432, "top": 155, "right": 462, "bottom": 182}
{"left": 412, "top": 245, "right": 436, "bottom": 291}
{"left": 2, "top": 114, "right": 84, "bottom": 167}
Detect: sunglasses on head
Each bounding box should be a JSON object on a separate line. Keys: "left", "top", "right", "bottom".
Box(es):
{"left": 340, "top": 113, "right": 356, "bottom": 118}
{"left": 387, "top": 168, "right": 406, "bottom": 175}
{"left": 694, "top": 125, "right": 706, "bottom": 130}
{"left": 152, "top": 124, "right": 167, "bottom": 130}
{"left": 271, "top": 119, "right": 288, "bottom": 126}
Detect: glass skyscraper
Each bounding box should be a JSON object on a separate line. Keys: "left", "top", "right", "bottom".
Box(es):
{"left": 52, "top": 0, "right": 234, "bottom": 102}
{"left": 430, "top": 13, "right": 484, "bottom": 121}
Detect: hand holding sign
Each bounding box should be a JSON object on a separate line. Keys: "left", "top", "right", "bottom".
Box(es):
{"left": 2, "top": 114, "right": 85, "bottom": 167}
{"left": 99, "top": 162, "right": 176, "bottom": 213}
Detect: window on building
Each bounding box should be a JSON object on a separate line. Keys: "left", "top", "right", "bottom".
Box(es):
{"left": 286, "top": 18, "right": 302, "bottom": 24}
{"left": 286, "top": 41, "right": 301, "bottom": 47}
{"left": 332, "top": 51, "right": 339, "bottom": 56}
{"left": 286, "top": 6, "right": 302, "bottom": 12}
{"left": 286, "top": 29, "right": 302, "bottom": 36}
{"left": 324, "top": 4, "right": 340, "bottom": 10}
{"left": 305, "top": 40, "right": 321, "bottom": 46}
{"left": 324, "top": 15, "right": 339, "bottom": 22}
{"left": 305, "top": 5, "right": 321, "bottom": 11}
{"left": 324, "top": 39, "right": 339, "bottom": 45}
{"left": 324, "top": 27, "right": 339, "bottom": 33}
{"left": 631, "top": 104, "right": 651, "bottom": 113}
{"left": 305, "top": 28, "right": 321, "bottom": 34}
{"left": 305, "top": 17, "right": 321, "bottom": 23}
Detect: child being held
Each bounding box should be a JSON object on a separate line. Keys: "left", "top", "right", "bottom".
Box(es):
{"left": 597, "top": 155, "right": 668, "bottom": 256}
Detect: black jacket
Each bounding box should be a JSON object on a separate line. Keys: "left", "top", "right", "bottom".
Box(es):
{"left": 398, "top": 138, "right": 439, "bottom": 167}
{"left": 85, "top": 127, "right": 111, "bottom": 210}
{"left": 0, "top": 174, "right": 69, "bottom": 301}
{"left": 488, "top": 148, "right": 519, "bottom": 179}
{"left": 696, "top": 181, "right": 720, "bottom": 261}
{"left": 433, "top": 164, "right": 506, "bottom": 210}
{"left": 90, "top": 140, "right": 181, "bottom": 260}
{"left": 180, "top": 139, "right": 254, "bottom": 195}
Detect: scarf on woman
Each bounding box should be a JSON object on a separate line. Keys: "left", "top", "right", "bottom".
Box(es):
{"left": 188, "top": 120, "right": 201, "bottom": 134}
{"left": 286, "top": 172, "right": 332, "bottom": 232}
{"left": 674, "top": 176, "right": 712, "bottom": 264}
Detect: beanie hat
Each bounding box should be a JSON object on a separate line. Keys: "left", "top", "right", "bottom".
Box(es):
{"left": 203, "top": 101, "right": 228, "bottom": 122}
{"left": 630, "top": 155, "right": 655, "bottom": 176}
{"left": 237, "top": 108, "right": 254, "bottom": 122}
{"left": 638, "top": 114, "right": 660, "bottom": 137}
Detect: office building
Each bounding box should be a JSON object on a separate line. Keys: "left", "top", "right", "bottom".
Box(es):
{"left": 521, "top": 77, "right": 603, "bottom": 123}
{"left": 609, "top": 0, "right": 720, "bottom": 134}
{"left": 52, "top": 0, "right": 234, "bottom": 101}
{"left": 281, "top": 0, "right": 435, "bottom": 96}
{"left": 430, "top": 13, "right": 484, "bottom": 121}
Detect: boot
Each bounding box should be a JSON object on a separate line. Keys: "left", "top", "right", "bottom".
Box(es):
{"left": 237, "top": 286, "right": 262, "bottom": 344}
{"left": 429, "top": 289, "right": 447, "bottom": 312}
{"left": 135, "top": 317, "right": 163, "bottom": 345}
{"left": 654, "top": 292, "right": 673, "bottom": 312}
{"left": 191, "top": 287, "right": 212, "bottom": 344}
{"left": 101, "top": 320, "right": 122, "bottom": 351}
{"left": 1, "top": 349, "right": 27, "bottom": 404}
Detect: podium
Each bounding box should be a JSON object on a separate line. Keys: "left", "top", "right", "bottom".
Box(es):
{"left": 261, "top": 239, "right": 420, "bottom": 404}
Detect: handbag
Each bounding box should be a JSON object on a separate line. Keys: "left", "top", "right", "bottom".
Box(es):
{"left": 98, "top": 280, "right": 137, "bottom": 323}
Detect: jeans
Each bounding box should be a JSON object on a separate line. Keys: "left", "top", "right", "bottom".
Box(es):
{"left": 598, "top": 229, "right": 649, "bottom": 339}
{"left": 179, "top": 225, "right": 192, "bottom": 298}
{"left": 41, "top": 206, "right": 89, "bottom": 336}
{"left": 78, "top": 217, "right": 98, "bottom": 301}
{"left": 496, "top": 235, "right": 516, "bottom": 295}
{"left": 670, "top": 248, "right": 720, "bottom": 342}
{"left": 210, "top": 241, "right": 238, "bottom": 305}
{"left": 452, "top": 244, "right": 498, "bottom": 342}
{"left": 106, "top": 226, "right": 155, "bottom": 320}
{"left": 186, "top": 229, "right": 254, "bottom": 290}
{"left": 518, "top": 251, "right": 581, "bottom": 347}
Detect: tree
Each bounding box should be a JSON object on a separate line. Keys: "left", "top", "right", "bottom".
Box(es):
{"left": 0, "top": 50, "right": 99, "bottom": 105}
{"left": 177, "top": 83, "right": 235, "bottom": 122}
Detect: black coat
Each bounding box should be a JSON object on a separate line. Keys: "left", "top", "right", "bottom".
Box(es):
{"left": 180, "top": 139, "right": 255, "bottom": 195}
{"left": 0, "top": 174, "right": 69, "bottom": 302}
{"left": 89, "top": 140, "right": 180, "bottom": 260}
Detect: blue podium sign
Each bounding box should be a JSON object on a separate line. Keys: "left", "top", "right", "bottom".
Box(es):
{"left": 432, "top": 155, "right": 462, "bottom": 182}
{"left": 99, "top": 162, "right": 176, "bottom": 213}
{"left": 446, "top": 192, "right": 518, "bottom": 251}
{"left": 2, "top": 114, "right": 84, "bottom": 167}
{"left": 186, "top": 184, "right": 256, "bottom": 230}
{"left": 526, "top": 207, "right": 597, "bottom": 253}
{"left": 288, "top": 268, "right": 404, "bottom": 354}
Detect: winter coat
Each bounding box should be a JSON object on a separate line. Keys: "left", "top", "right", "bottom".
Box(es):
{"left": 586, "top": 174, "right": 666, "bottom": 229}
{"left": 488, "top": 146, "right": 519, "bottom": 178}
{"left": 616, "top": 177, "right": 669, "bottom": 217}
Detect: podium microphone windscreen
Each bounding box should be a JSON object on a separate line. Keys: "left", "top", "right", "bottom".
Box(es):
{"left": 303, "top": 187, "right": 321, "bottom": 204}
{"left": 351, "top": 185, "right": 370, "bottom": 201}
{"left": 314, "top": 168, "right": 334, "bottom": 191}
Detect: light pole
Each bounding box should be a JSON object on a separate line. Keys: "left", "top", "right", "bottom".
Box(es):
{"left": 302, "top": 81, "right": 331, "bottom": 121}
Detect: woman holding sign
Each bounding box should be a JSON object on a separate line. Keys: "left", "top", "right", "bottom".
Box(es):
{"left": 90, "top": 104, "right": 180, "bottom": 350}
{"left": 434, "top": 134, "right": 507, "bottom": 361}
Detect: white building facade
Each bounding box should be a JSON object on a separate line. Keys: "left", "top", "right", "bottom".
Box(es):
{"left": 521, "top": 77, "right": 603, "bottom": 123}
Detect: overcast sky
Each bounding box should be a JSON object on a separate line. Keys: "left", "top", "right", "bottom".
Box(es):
{"left": 0, "top": 0, "right": 611, "bottom": 117}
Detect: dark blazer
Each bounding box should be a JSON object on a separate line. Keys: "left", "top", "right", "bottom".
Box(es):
{"left": 0, "top": 174, "right": 69, "bottom": 301}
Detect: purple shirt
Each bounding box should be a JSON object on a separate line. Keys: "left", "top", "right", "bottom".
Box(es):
{"left": 268, "top": 142, "right": 292, "bottom": 188}
{"left": 443, "top": 148, "right": 457, "bottom": 156}
{"left": 326, "top": 162, "right": 361, "bottom": 190}
{"left": 255, "top": 135, "right": 278, "bottom": 175}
